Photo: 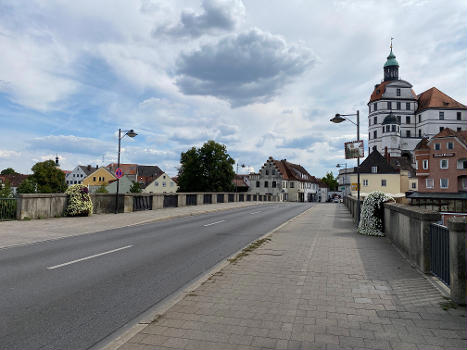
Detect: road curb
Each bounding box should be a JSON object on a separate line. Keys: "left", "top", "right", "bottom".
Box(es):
{"left": 94, "top": 204, "right": 314, "bottom": 350}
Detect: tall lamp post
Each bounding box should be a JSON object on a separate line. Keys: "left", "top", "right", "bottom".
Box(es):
{"left": 115, "top": 128, "right": 138, "bottom": 214}
{"left": 336, "top": 163, "right": 348, "bottom": 196}
{"left": 330, "top": 111, "right": 361, "bottom": 224}
{"left": 235, "top": 162, "right": 246, "bottom": 192}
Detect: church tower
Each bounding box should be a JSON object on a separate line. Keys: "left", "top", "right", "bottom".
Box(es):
{"left": 383, "top": 39, "right": 399, "bottom": 81}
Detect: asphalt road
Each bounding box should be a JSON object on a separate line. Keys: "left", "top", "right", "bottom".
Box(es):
{"left": 0, "top": 202, "right": 312, "bottom": 350}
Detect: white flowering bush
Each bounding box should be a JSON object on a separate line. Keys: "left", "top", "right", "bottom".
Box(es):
{"left": 358, "top": 191, "right": 394, "bottom": 236}
{"left": 65, "top": 184, "right": 93, "bottom": 216}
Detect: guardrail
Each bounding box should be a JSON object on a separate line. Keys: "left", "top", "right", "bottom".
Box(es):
{"left": 0, "top": 198, "right": 16, "bottom": 221}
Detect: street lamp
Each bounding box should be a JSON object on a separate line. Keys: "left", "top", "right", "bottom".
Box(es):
{"left": 235, "top": 162, "right": 246, "bottom": 192}
{"left": 115, "top": 129, "right": 138, "bottom": 214}
{"left": 330, "top": 111, "right": 361, "bottom": 224}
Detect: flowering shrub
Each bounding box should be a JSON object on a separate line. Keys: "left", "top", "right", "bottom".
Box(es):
{"left": 65, "top": 184, "right": 93, "bottom": 216}
{"left": 358, "top": 191, "right": 394, "bottom": 236}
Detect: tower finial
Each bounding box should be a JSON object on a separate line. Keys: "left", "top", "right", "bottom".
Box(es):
{"left": 390, "top": 37, "right": 394, "bottom": 51}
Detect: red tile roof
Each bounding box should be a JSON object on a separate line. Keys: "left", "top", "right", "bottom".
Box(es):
{"left": 106, "top": 163, "right": 138, "bottom": 175}
{"left": 416, "top": 87, "right": 466, "bottom": 113}
{"left": 369, "top": 81, "right": 416, "bottom": 103}
{"left": 270, "top": 158, "right": 315, "bottom": 182}
{"left": 0, "top": 174, "right": 29, "bottom": 187}
{"left": 432, "top": 128, "right": 467, "bottom": 147}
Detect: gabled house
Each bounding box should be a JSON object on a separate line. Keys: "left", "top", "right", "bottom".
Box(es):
{"left": 136, "top": 165, "right": 164, "bottom": 186}
{"left": 0, "top": 174, "right": 29, "bottom": 195}
{"left": 66, "top": 165, "right": 97, "bottom": 186}
{"left": 105, "top": 175, "right": 135, "bottom": 194}
{"left": 143, "top": 172, "right": 178, "bottom": 194}
{"left": 233, "top": 175, "right": 249, "bottom": 192}
{"left": 248, "top": 157, "right": 318, "bottom": 202}
{"left": 82, "top": 167, "right": 116, "bottom": 190}
{"left": 349, "top": 150, "right": 412, "bottom": 199}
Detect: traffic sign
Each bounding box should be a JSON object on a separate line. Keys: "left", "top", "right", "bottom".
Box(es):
{"left": 115, "top": 168, "right": 123, "bottom": 179}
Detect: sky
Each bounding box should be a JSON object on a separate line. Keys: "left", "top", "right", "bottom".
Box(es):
{"left": 0, "top": 0, "right": 466, "bottom": 177}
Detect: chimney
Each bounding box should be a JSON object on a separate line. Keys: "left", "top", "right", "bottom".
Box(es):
{"left": 385, "top": 147, "right": 391, "bottom": 163}
{"left": 96, "top": 165, "right": 99, "bottom": 169}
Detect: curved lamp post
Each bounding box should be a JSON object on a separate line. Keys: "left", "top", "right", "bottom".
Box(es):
{"left": 235, "top": 162, "right": 246, "bottom": 192}
{"left": 330, "top": 111, "right": 361, "bottom": 224}
{"left": 115, "top": 129, "right": 138, "bottom": 214}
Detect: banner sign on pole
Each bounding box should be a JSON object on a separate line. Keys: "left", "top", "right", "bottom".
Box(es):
{"left": 345, "top": 140, "right": 364, "bottom": 159}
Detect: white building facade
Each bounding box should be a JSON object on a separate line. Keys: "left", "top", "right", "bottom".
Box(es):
{"left": 368, "top": 47, "right": 466, "bottom": 161}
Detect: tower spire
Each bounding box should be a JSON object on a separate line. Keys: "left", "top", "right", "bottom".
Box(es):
{"left": 390, "top": 37, "right": 393, "bottom": 51}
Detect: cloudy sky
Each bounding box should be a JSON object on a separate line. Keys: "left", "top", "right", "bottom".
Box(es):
{"left": 0, "top": 0, "right": 466, "bottom": 177}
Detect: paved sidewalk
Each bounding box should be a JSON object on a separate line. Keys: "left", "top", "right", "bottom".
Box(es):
{"left": 118, "top": 203, "right": 466, "bottom": 350}
{"left": 0, "top": 202, "right": 267, "bottom": 249}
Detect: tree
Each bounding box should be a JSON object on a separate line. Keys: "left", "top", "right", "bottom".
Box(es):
{"left": 321, "top": 171, "right": 338, "bottom": 191}
{"left": 17, "top": 178, "right": 37, "bottom": 194}
{"left": 1, "top": 168, "right": 18, "bottom": 175}
{"left": 129, "top": 181, "right": 143, "bottom": 193}
{"left": 0, "top": 180, "right": 13, "bottom": 198}
{"left": 30, "top": 160, "right": 67, "bottom": 193}
{"left": 178, "top": 140, "right": 235, "bottom": 192}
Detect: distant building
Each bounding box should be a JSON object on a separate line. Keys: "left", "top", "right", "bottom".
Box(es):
{"left": 66, "top": 165, "right": 97, "bottom": 185}
{"left": 249, "top": 157, "right": 319, "bottom": 202}
{"left": 367, "top": 45, "right": 466, "bottom": 161}
{"left": 143, "top": 172, "right": 178, "bottom": 194}
{"left": 233, "top": 174, "right": 249, "bottom": 192}
{"left": 82, "top": 167, "right": 116, "bottom": 191}
{"left": 0, "top": 174, "right": 29, "bottom": 195}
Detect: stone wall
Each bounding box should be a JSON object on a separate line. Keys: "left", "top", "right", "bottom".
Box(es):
{"left": 16, "top": 192, "right": 280, "bottom": 219}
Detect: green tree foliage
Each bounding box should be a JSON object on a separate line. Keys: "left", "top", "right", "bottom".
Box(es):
{"left": 178, "top": 140, "right": 235, "bottom": 192}
{"left": 1, "top": 168, "right": 18, "bottom": 175}
{"left": 31, "top": 160, "right": 67, "bottom": 193}
{"left": 0, "top": 180, "right": 13, "bottom": 198}
{"left": 129, "top": 181, "right": 143, "bottom": 193}
{"left": 321, "top": 171, "right": 338, "bottom": 191}
{"left": 16, "top": 178, "right": 37, "bottom": 194}
{"left": 95, "top": 184, "right": 109, "bottom": 193}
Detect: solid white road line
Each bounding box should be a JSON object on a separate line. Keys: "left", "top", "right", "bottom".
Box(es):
{"left": 203, "top": 220, "right": 225, "bottom": 227}
{"left": 47, "top": 245, "right": 133, "bottom": 270}
{"left": 249, "top": 211, "right": 262, "bottom": 215}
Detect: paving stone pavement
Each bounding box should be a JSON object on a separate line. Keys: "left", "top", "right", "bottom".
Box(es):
{"left": 118, "top": 203, "right": 466, "bottom": 350}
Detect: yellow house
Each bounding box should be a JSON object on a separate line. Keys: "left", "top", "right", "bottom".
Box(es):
{"left": 349, "top": 150, "right": 412, "bottom": 198}
{"left": 143, "top": 173, "right": 178, "bottom": 193}
{"left": 82, "top": 167, "right": 116, "bottom": 187}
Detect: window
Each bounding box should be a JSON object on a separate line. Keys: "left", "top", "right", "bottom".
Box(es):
{"left": 265, "top": 170, "right": 269, "bottom": 175}
{"left": 381, "top": 179, "right": 387, "bottom": 187}
{"left": 406, "top": 130, "right": 411, "bottom": 137}
{"left": 386, "top": 125, "right": 390, "bottom": 132}
{"left": 411, "top": 182, "right": 416, "bottom": 189}
{"left": 440, "top": 159, "right": 448, "bottom": 169}
{"left": 155, "top": 181, "right": 159, "bottom": 186}
{"left": 272, "top": 170, "right": 276, "bottom": 175}
{"left": 406, "top": 116, "right": 410, "bottom": 124}
{"left": 397, "top": 102, "right": 401, "bottom": 109}
{"left": 290, "top": 182, "right": 295, "bottom": 188}
{"left": 363, "top": 179, "right": 368, "bottom": 186}
{"left": 391, "top": 125, "right": 396, "bottom": 132}
{"left": 372, "top": 145, "right": 377, "bottom": 151}
{"left": 458, "top": 127, "right": 462, "bottom": 132}
{"left": 264, "top": 181, "right": 269, "bottom": 188}
{"left": 73, "top": 174, "right": 76, "bottom": 178}
{"left": 406, "top": 102, "right": 410, "bottom": 110}
{"left": 434, "top": 143, "right": 440, "bottom": 150}
{"left": 418, "top": 115, "right": 421, "bottom": 123}
{"left": 457, "top": 112, "right": 461, "bottom": 120}
{"left": 382, "top": 127, "right": 385, "bottom": 134}
{"left": 440, "top": 178, "right": 449, "bottom": 189}
{"left": 426, "top": 178, "right": 434, "bottom": 188}
{"left": 272, "top": 181, "right": 276, "bottom": 188}
{"left": 447, "top": 142, "right": 454, "bottom": 150}
{"left": 162, "top": 182, "right": 166, "bottom": 187}
{"left": 439, "top": 111, "right": 444, "bottom": 120}
{"left": 440, "top": 127, "right": 444, "bottom": 132}
{"left": 457, "top": 159, "right": 467, "bottom": 169}
{"left": 374, "top": 103, "right": 378, "bottom": 111}
{"left": 396, "top": 88, "right": 401, "bottom": 96}
{"left": 163, "top": 175, "right": 166, "bottom": 179}
{"left": 93, "top": 177, "right": 96, "bottom": 181}
{"left": 368, "top": 132, "right": 371, "bottom": 140}
{"left": 371, "top": 166, "right": 378, "bottom": 174}
{"left": 256, "top": 181, "right": 260, "bottom": 188}
{"left": 397, "top": 116, "right": 401, "bottom": 124}
{"left": 423, "top": 159, "right": 429, "bottom": 169}
{"left": 418, "top": 129, "right": 422, "bottom": 137}
{"left": 374, "top": 116, "right": 377, "bottom": 124}
{"left": 387, "top": 102, "right": 391, "bottom": 109}
{"left": 373, "top": 130, "right": 377, "bottom": 139}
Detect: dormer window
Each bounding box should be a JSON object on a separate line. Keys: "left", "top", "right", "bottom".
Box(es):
{"left": 371, "top": 166, "right": 378, "bottom": 174}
